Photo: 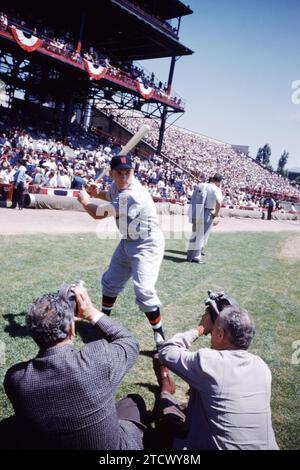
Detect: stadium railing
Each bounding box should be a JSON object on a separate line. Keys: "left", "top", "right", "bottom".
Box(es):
{"left": 114, "top": 0, "right": 179, "bottom": 38}
{"left": 0, "top": 16, "right": 185, "bottom": 111}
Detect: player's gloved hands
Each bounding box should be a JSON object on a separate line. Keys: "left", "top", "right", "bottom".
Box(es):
{"left": 78, "top": 188, "right": 91, "bottom": 206}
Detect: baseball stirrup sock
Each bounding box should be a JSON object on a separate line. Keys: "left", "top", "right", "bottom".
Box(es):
{"left": 102, "top": 295, "right": 117, "bottom": 316}
{"left": 144, "top": 308, "right": 165, "bottom": 344}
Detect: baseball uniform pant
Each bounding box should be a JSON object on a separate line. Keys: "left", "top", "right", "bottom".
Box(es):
{"left": 102, "top": 235, "right": 165, "bottom": 312}
{"left": 187, "top": 209, "right": 214, "bottom": 261}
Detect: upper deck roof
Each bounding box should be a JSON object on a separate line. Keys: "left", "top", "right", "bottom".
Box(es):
{"left": 1, "top": 0, "right": 193, "bottom": 60}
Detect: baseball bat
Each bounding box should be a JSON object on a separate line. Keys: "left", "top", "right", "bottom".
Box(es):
{"left": 94, "top": 124, "right": 150, "bottom": 184}
{"left": 120, "top": 124, "right": 150, "bottom": 155}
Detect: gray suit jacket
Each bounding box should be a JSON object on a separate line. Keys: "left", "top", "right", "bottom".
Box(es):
{"left": 4, "top": 316, "right": 143, "bottom": 450}
{"left": 159, "top": 329, "right": 279, "bottom": 450}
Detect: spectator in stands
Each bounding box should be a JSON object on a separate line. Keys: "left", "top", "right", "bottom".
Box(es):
{"left": 265, "top": 197, "right": 275, "bottom": 220}
{"left": 3, "top": 282, "right": 146, "bottom": 450}
{"left": 155, "top": 300, "right": 279, "bottom": 450}
{"left": 43, "top": 170, "right": 57, "bottom": 188}
{"left": 71, "top": 50, "right": 80, "bottom": 62}
{"left": 11, "top": 158, "right": 27, "bottom": 210}
{"left": 31, "top": 167, "right": 45, "bottom": 186}
{"left": 57, "top": 167, "right": 71, "bottom": 189}
{"left": 71, "top": 169, "right": 85, "bottom": 189}
{"left": 0, "top": 163, "right": 14, "bottom": 184}
{"left": 0, "top": 12, "right": 8, "bottom": 30}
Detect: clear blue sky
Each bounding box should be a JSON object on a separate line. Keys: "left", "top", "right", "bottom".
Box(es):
{"left": 142, "top": 0, "right": 300, "bottom": 169}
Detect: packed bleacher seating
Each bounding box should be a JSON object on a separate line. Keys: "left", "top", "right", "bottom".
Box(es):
{"left": 110, "top": 110, "right": 300, "bottom": 202}
{"left": 1, "top": 107, "right": 300, "bottom": 211}
{"left": 0, "top": 117, "right": 300, "bottom": 208}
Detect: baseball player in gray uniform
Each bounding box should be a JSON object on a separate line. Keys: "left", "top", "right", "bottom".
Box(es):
{"left": 187, "top": 174, "right": 223, "bottom": 263}
{"left": 78, "top": 154, "right": 167, "bottom": 348}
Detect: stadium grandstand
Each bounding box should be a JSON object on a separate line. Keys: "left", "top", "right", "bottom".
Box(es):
{"left": 0, "top": 0, "right": 299, "bottom": 210}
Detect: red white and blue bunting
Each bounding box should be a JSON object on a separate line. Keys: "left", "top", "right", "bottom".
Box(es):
{"left": 83, "top": 59, "right": 107, "bottom": 81}
{"left": 8, "top": 26, "right": 159, "bottom": 100}
{"left": 38, "top": 188, "right": 80, "bottom": 197}
{"left": 135, "top": 81, "right": 155, "bottom": 100}
{"left": 10, "top": 26, "right": 42, "bottom": 52}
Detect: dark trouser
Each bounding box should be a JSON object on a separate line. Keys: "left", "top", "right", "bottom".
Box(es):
{"left": 11, "top": 182, "right": 25, "bottom": 209}
{"left": 0, "top": 416, "right": 44, "bottom": 449}
{"left": 267, "top": 206, "right": 273, "bottom": 220}
{"left": 0, "top": 395, "right": 148, "bottom": 450}
{"left": 146, "top": 391, "right": 187, "bottom": 450}
{"left": 116, "top": 394, "right": 148, "bottom": 428}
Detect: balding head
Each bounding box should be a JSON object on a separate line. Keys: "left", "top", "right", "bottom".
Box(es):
{"left": 211, "top": 305, "right": 255, "bottom": 350}
{"left": 219, "top": 305, "right": 255, "bottom": 349}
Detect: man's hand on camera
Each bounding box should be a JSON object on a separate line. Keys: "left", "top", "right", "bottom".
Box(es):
{"left": 197, "top": 311, "right": 214, "bottom": 336}
{"left": 74, "top": 284, "right": 101, "bottom": 323}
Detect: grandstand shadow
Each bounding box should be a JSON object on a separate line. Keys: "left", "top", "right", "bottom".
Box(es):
{"left": 3, "top": 312, "right": 27, "bottom": 338}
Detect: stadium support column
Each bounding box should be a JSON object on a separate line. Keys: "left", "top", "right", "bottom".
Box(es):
{"left": 83, "top": 94, "right": 93, "bottom": 131}
{"left": 63, "top": 93, "right": 74, "bottom": 145}
{"left": 157, "top": 55, "right": 176, "bottom": 155}
{"left": 157, "top": 108, "right": 167, "bottom": 156}
{"left": 76, "top": 10, "right": 86, "bottom": 54}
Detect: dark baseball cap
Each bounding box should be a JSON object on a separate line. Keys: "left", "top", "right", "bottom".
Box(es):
{"left": 110, "top": 155, "right": 132, "bottom": 171}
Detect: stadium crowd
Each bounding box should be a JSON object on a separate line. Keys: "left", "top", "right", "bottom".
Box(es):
{"left": 0, "top": 104, "right": 300, "bottom": 209}
{"left": 0, "top": 127, "right": 190, "bottom": 203}
{"left": 113, "top": 112, "right": 300, "bottom": 202}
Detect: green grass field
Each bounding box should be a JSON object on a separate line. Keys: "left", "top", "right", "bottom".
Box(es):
{"left": 0, "top": 231, "right": 299, "bottom": 449}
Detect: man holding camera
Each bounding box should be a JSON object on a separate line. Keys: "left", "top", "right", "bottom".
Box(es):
{"left": 3, "top": 283, "right": 146, "bottom": 449}
{"left": 155, "top": 292, "right": 279, "bottom": 450}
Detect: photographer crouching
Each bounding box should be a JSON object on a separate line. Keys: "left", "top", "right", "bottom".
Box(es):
{"left": 154, "top": 291, "right": 279, "bottom": 450}
{"left": 2, "top": 282, "right": 147, "bottom": 449}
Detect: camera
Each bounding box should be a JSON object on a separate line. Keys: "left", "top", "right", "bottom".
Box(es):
{"left": 205, "top": 290, "right": 239, "bottom": 323}
{"left": 58, "top": 280, "right": 85, "bottom": 317}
